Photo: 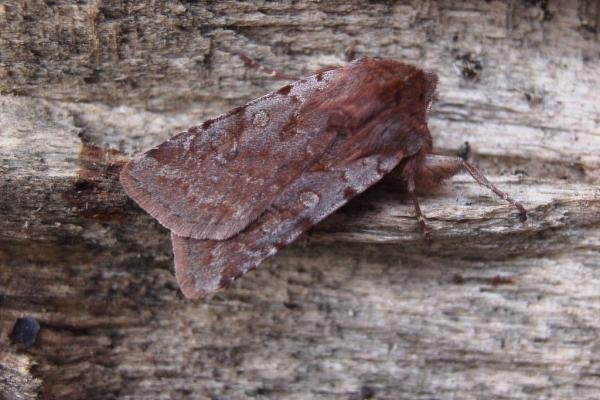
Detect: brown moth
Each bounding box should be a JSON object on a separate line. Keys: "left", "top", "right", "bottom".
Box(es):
{"left": 120, "top": 57, "right": 526, "bottom": 299}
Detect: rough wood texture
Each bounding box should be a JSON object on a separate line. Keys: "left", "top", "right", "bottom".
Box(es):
{"left": 1, "top": 1, "right": 599, "bottom": 399}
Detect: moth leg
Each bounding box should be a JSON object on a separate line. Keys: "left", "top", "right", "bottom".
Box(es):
{"left": 421, "top": 155, "right": 527, "bottom": 222}
{"left": 407, "top": 176, "right": 431, "bottom": 241}
{"left": 461, "top": 160, "right": 527, "bottom": 222}
{"left": 238, "top": 53, "right": 299, "bottom": 80}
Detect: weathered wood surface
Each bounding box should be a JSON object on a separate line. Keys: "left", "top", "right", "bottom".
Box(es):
{"left": 1, "top": 1, "right": 599, "bottom": 399}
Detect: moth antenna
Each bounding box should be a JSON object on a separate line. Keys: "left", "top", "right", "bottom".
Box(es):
{"left": 461, "top": 160, "right": 527, "bottom": 222}
{"left": 407, "top": 176, "right": 431, "bottom": 241}
{"left": 238, "top": 52, "right": 299, "bottom": 81}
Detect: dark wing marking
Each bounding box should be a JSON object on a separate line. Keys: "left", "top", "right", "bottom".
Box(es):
{"left": 120, "top": 73, "right": 340, "bottom": 241}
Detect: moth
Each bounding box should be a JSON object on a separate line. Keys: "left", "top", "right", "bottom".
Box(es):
{"left": 121, "top": 57, "right": 526, "bottom": 299}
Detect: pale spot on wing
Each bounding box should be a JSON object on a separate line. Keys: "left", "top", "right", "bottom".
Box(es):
{"left": 260, "top": 214, "right": 282, "bottom": 234}
{"left": 299, "top": 190, "right": 320, "bottom": 208}
{"left": 226, "top": 139, "right": 239, "bottom": 160}
{"left": 377, "top": 157, "right": 397, "bottom": 175}
{"left": 182, "top": 135, "right": 193, "bottom": 152}
{"left": 343, "top": 156, "right": 381, "bottom": 193}
{"left": 252, "top": 110, "right": 269, "bottom": 127}
{"left": 305, "top": 143, "right": 317, "bottom": 157}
